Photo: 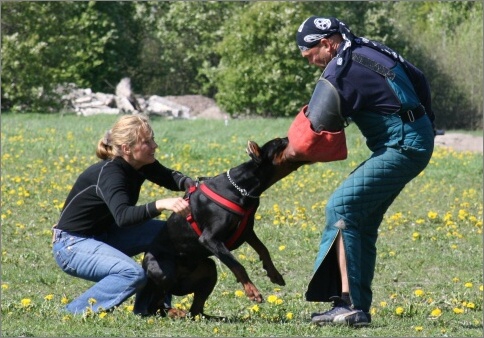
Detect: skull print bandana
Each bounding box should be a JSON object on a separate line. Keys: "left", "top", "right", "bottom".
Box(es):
{"left": 296, "top": 16, "right": 405, "bottom": 79}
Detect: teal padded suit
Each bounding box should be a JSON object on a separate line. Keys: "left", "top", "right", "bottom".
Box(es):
{"left": 305, "top": 47, "right": 435, "bottom": 313}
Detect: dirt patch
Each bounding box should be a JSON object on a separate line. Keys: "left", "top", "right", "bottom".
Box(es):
{"left": 435, "top": 133, "right": 483, "bottom": 153}
{"left": 163, "top": 95, "right": 228, "bottom": 120}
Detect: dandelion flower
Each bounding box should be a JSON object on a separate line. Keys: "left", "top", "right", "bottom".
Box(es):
{"left": 464, "top": 282, "right": 473, "bottom": 288}
{"left": 44, "top": 294, "right": 54, "bottom": 301}
{"left": 428, "top": 211, "right": 438, "bottom": 219}
{"left": 415, "top": 326, "right": 423, "bottom": 332}
{"left": 213, "top": 327, "right": 219, "bottom": 334}
{"left": 430, "top": 308, "right": 442, "bottom": 317}
{"left": 395, "top": 307, "right": 404, "bottom": 315}
{"left": 286, "top": 312, "right": 293, "bottom": 320}
{"left": 1, "top": 283, "right": 9, "bottom": 290}
{"left": 99, "top": 312, "right": 107, "bottom": 319}
{"left": 278, "top": 245, "right": 286, "bottom": 251}
{"left": 251, "top": 304, "right": 260, "bottom": 312}
{"left": 88, "top": 297, "right": 97, "bottom": 305}
{"left": 234, "top": 290, "right": 244, "bottom": 298}
{"left": 21, "top": 298, "right": 32, "bottom": 307}
{"left": 61, "top": 296, "right": 69, "bottom": 304}
{"left": 380, "top": 301, "right": 387, "bottom": 307}
{"left": 466, "top": 302, "right": 475, "bottom": 309}
{"left": 414, "top": 289, "right": 424, "bottom": 297}
{"left": 412, "top": 232, "right": 420, "bottom": 240}
{"left": 267, "top": 295, "right": 278, "bottom": 304}
{"left": 453, "top": 307, "right": 464, "bottom": 314}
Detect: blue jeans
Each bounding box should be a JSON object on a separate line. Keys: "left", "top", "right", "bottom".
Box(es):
{"left": 52, "top": 220, "right": 170, "bottom": 314}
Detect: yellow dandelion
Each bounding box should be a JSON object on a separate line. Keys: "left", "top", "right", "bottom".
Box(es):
{"left": 125, "top": 305, "right": 134, "bottom": 312}
{"left": 464, "top": 282, "right": 473, "bottom": 288}
{"left": 267, "top": 295, "right": 278, "bottom": 304}
{"left": 88, "top": 297, "right": 97, "bottom": 305}
{"left": 395, "top": 307, "right": 404, "bottom": 315}
{"left": 427, "top": 211, "right": 438, "bottom": 219}
{"left": 430, "top": 308, "right": 442, "bottom": 317}
{"left": 275, "top": 298, "right": 283, "bottom": 305}
{"left": 44, "top": 294, "right": 54, "bottom": 301}
{"left": 452, "top": 277, "right": 460, "bottom": 283}
{"left": 466, "top": 302, "right": 475, "bottom": 309}
{"left": 62, "top": 315, "right": 71, "bottom": 322}
{"left": 61, "top": 296, "right": 69, "bottom": 304}
{"left": 251, "top": 304, "right": 260, "bottom": 312}
{"left": 380, "top": 301, "right": 387, "bottom": 307}
{"left": 99, "top": 312, "right": 107, "bottom": 319}
{"left": 286, "top": 312, "right": 293, "bottom": 320}
{"left": 414, "top": 289, "right": 425, "bottom": 297}
{"left": 453, "top": 307, "right": 464, "bottom": 314}
{"left": 412, "top": 232, "right": 420, "bottom": 240}
{"left": 213, "top": 327, "right": 219, "bottom": 334}
{"left": 480, "top": 285, "right": 483, "bottom": 292}
{"left": 1, "top": 283, "right": 9, "bottom": 290}
{"left": 234, "top": 290, "right": 244, "bottom": 298}
{"left": 147, "top": 318, "right": 154, "bottom": 325}
{"left": 21, "top": 298, "right": 32, "bottom": 307}
{"left": 278, "top": 245, "right": 286, "bottom": 251}
{"left": 415, "top": 326, "right": 423, "bottom": 332}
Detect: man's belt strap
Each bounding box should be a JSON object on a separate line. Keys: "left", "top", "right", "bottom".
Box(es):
{"left": 399, "top": 105, "right": 426, "bottom": 123}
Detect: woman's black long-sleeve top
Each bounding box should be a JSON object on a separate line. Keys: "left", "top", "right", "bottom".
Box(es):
{"left": 56, "top": 157, "right": 191, "bottom": 236}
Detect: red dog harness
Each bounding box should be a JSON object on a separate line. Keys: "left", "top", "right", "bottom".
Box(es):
{"left": 185, "top": 184, "right": 256, "bottom": 249}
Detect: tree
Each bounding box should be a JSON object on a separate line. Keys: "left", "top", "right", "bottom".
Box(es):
{"left": 1, "top": 2, "right": 118, "bottom": 111}
{"left": 211, "top": 1, "right": 378, "bottom": 117}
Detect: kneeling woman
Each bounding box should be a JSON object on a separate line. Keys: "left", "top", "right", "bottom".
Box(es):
{"left": 52, "top": 114, "right": 193, "bottom": 315}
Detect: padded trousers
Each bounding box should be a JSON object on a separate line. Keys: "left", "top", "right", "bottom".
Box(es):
{"left": 305, "top": 112, "right": 434, "bottom": 313}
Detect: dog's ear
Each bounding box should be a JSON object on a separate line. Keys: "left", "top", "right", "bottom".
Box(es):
{"left": 246, "top": 140, "right": 262, "bottom": 164}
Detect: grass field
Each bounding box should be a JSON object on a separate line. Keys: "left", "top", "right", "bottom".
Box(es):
{"left": 1, "top": 113, "right": 482, "bottom": 337}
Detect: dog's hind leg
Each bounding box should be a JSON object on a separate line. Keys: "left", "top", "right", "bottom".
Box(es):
{"left": 133, "top": 277, "right": 166, "bottom": 316}
{"left": 171, "top": 258, "right": 225, "bottom": 320}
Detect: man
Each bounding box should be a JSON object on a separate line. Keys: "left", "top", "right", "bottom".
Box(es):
{"left": 288, "top": 16, "right": 435, "bottom": 327}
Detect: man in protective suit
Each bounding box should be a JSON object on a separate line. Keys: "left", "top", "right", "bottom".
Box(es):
{"left": 285, "top": 16, "right": 435, "bottom": 327}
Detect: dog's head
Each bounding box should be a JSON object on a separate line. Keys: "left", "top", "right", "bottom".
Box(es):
{"left": 246, "top": 137, "right": 304, "bottom": 187}
{"left": 246, "top": 137, "right": 289, "bottom": 165}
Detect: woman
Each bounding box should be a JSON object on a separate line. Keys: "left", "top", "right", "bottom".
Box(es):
{"left": 52, "top": 114, "right": 194, "bottom": 315}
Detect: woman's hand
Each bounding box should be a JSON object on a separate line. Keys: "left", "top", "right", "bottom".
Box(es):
{"left": 156, "top": 197, "right": 190, "bottom": 217}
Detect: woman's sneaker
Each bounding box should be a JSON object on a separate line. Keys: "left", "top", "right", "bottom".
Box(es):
{"left": 311, "top": 296, "right": 369, "bottom": 327}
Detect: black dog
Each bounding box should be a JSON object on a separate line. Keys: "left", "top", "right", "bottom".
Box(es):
{"left": 134, "top": 137, "right": 302, "bottom": 319}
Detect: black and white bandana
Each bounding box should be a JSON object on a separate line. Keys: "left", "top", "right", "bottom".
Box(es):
{"left": 296, "top": 16, "right": 406, "bottom": 78}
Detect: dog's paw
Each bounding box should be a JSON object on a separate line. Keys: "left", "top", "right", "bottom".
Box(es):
{"left": 165, "top": 307, "right": 187, "bottom": 319}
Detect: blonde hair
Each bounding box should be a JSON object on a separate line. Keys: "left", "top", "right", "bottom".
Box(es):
{"left": 96, "top": 114, "right": 154, "bottom": 160}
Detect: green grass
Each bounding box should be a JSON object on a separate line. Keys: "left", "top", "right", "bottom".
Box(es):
{"left": 1, "top": 113, "right": 482, "bottom": 337}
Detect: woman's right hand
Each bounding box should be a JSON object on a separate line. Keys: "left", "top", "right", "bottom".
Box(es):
{"left": 156, "top": 197, "right": 190, "bottom": 217}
